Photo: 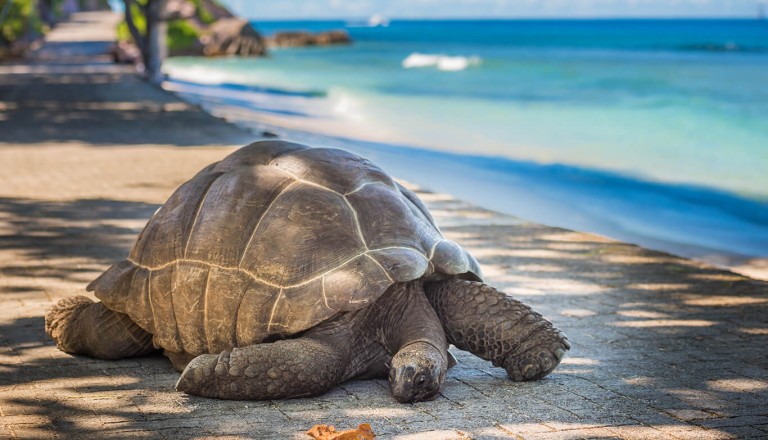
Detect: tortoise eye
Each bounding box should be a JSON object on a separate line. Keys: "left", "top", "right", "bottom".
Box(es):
{"left": 414, "top": 373, "right": 426, "bottom": 387}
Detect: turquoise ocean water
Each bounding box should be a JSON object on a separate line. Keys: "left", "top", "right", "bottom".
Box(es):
{"left": 163, "top": 19, "right": 768, "bottom": 269}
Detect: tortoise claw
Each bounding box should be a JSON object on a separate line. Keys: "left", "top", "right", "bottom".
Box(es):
{"left": 503, "top": 334, "right": 570, "bottom": 382}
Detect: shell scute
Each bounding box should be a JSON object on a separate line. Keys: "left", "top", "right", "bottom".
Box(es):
{"left": 172, "top": 262, "right": 210, "bottom": 354}
{"left": 236, "top": 279, "right": 281, "bottom": 353}
{"left": 396, "top": 182, "right": 438, "bottom": 228}
{"left": 147, "top": 264, "right": 182, "bottom": 352}
{"left": 213, "top": 140, "right": 308, "bottom": 173}
{"left": 321, "top": 254, "right": 393, "bottom": 311}
{"left": 185, "top": 166, "right": 294, "bottom": 266}
{"left": 270, "top": 147, "right": 396, "bottom": 194}
{"left": 347, "top": 183, "right": 442, "bottom": 252}
{"left": 122, "top": 266, "right": 153, "bottom": 333}
{"left": 130, "top": 171, "right": 223, "bottom": 266}
{"left": 267, "top": 279, "right": 329, "bottom": 338}
{"left": 240, "top": 183, "right": 366, "bottom": 286}
{"left": 367, "top": 248, "right": 431, "bottom": 282}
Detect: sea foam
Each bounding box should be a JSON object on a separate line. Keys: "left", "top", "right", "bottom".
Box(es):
{"left": 401, "top": 53, "right": 481, "bottom": 71}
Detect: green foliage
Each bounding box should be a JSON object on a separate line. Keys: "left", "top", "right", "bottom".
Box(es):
{"left": 0, "top": 0, "right": 45, "bottom": 44}
{"left": 117, "top": 2, "right": 147, "bottom": 41}
{"left": 167, "top": 19, "right": 199, "bottom": 51}
{"left": 188, "top": 0, "right": 215, "bottom": 25}
{"left": 115, "top": 1, "right": 146, "bottom": 43}
{"left": 116, "top": 1, "right": 201, "bottom": 52}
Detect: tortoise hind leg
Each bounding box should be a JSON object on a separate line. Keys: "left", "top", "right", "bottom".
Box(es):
{"left": 45, "top": 296, "right": 156, "bottom": 359}
{"left": 425, "top": 280, "right": 570, "bottom": 381}
{"left": 176, "top": 327, "right": 352, "bottom": 400}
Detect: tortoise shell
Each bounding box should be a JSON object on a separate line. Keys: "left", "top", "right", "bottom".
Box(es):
{"left": 88, "top": 141, "right": 481, "bottom": 356}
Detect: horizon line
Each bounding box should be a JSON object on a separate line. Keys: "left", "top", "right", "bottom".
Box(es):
{"left": 247, "top": 15, "right": 763, "bottom": 22}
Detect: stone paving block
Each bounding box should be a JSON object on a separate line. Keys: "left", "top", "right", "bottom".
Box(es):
{"left": 469, "top": 425, "right": 524, "bottom": 439}
{"left": 715, "top": 426, "right": 768, "bottom": 439}
{"left": 4, "top": 424, "right": 57, "bottom": 439}
{"left": 568, "top": 385, "right": 626, "bottom": 405}
{"left": 694, "top": 415, "right": 768, "bottom": 429}
{"left": 497, "top": 421, "right": 556, "bottom": 436}
{"left": 332, "top": 380, "right": 395, "bottom": 406}
{"left": 192, "top": 436, "right": 252, "bottom": 440}
{"left": 665, "top": 389, "right": 735, "bottom": 413}
{"left": 623, "top": 410, "right": 690, "bottom": 428}
{"left": 0, "top": 422, "right": 12, "bottom": 439}
{"left": 181, "top": 414, "right": 255, "bottom": 436}
{"left": 0, "top": 393, "right": 47, "bottom": 417}
{"left": 98, "top": 429, "right": 160, "bottom": 439}
{"left": 653, "top": 424, "right": 733, "bottom": 440}
{"left": 105, "top": 416, "right": 208, "bottom": 433}
{"left": 519, "top": 429, "right": 603, "bottom": 439}
{"left": 719, "top": 397, "right": 768, "bottom": 416}
{"left": 662, "top": 408, "right": 722, "bottom": 422}
{"left": 99, "top": 410, "right": 150, "bottom": 427}
{"left": 572, "top": 426, "right": 628, "bottom": 439}
{"left": 119, "top": 391, "right": 180, "bottom": 416}
{"left": 560, "top": 408, "right": 638, "bottom": 429}
{"left": 183, "top": 396, "right": 255, "bottom": 417}
{"left": 49, "top": 415, "right": 107, "bottom": 433}
{"left": 387, "top": 419, "right": 494, "bottom": 438}
{"left": 409, "top": 412, "right": 504, "bottom": 436}
{"left": 605, "top": 424, "right": 675, "bottom": 440}
{"left": 232, "top": 404, "right": 290, "bottom": 424}
{"left": 539, "top": 391, "right": 602, "bottom": 411}
{"left": 281, "top": 408, "right": 382, "bottom": 429}
{"left": 391, "top": 429, "right": 474, "bottom": 439}
{"left": 1, "top": 414, "right": 52, "bottom": 430}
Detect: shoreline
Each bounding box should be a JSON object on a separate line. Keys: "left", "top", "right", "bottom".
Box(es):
{"left": 161, "top": 77, "right": 768, "bottom": 281}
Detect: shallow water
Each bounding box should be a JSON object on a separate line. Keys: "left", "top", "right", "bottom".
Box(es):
{"left": 163, "top": 19, "right": 768, "bottom": 268}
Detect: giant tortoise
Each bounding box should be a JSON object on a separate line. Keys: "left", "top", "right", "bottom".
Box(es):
{"left": 45, "top": 141, "right": 569, "bottom": 402}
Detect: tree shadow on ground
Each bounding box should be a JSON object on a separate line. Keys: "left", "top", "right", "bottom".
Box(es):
{"left": 0, "top": 197, "right": 157, "bottom": 311}
{"left": 1, "top": 193, "right": 768, "bottom": 438}
{"left": 0, "top": 67, "right": 253, "bottom": 148}
{"left": 0, "top": 197, "right": 157, "bottom": 264}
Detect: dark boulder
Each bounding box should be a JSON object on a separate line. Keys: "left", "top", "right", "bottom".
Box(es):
{"left": 267, "top": 30, "right": 351, "bottom": 48}
{"left": 200, "top": 18, "right": 267, "bottom": 57}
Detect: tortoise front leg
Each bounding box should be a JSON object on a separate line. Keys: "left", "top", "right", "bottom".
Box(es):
{"left": 425, "top": 280, "right": 570, "bottom": 381}
{"left": 176, "top": 327, "right": 351, "bottom": 400}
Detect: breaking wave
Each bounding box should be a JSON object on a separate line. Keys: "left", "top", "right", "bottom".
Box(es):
{"left": 401, "top": 53, "right": 482, "bottom": 71}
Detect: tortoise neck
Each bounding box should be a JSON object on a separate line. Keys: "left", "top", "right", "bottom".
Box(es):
{"left": 375, "top": 281, "right": 448, "bottom": 358}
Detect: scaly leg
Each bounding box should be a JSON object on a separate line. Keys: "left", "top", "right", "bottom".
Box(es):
{"left": 175, "top": 325, "right": 351, "bottom": 400}
{"left": 45, "top": 296, "right": 156, "bottom": 359}
{"left": 425, "top": 280, "right": 569, "bottom": 381}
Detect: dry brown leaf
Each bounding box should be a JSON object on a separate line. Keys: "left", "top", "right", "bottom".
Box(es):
{"left": 306, "top": 423, "right": 376, "bottom": 440}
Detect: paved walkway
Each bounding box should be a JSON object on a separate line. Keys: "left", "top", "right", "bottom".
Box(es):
{"left": 1, "top": 12, "right": 767, "bottom": 440}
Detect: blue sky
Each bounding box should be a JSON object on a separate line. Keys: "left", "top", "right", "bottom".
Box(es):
{"left": 222, "top": 0, "right": 765, "bottom": 19}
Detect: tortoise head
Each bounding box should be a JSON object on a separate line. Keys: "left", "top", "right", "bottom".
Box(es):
{"left": 388, "top": 341, "right": 447, "bottom": 403}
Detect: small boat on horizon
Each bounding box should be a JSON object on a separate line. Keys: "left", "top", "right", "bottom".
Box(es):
{"left": 368, "top": 14, "right": 390, "bottom": 27}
